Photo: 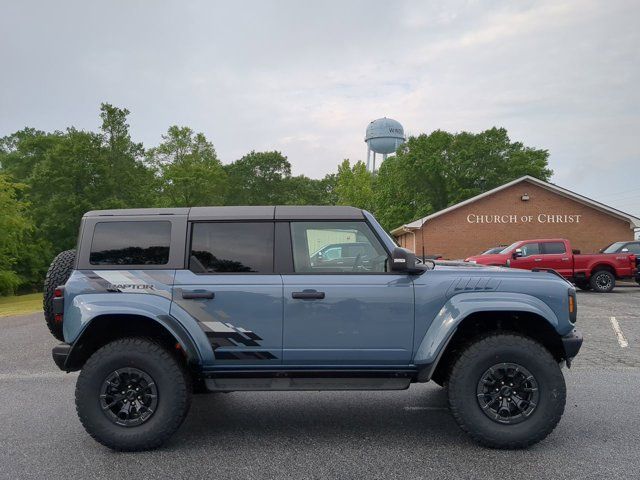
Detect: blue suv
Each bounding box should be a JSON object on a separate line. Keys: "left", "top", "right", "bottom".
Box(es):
{"left": 44, "top": 206, "right": 582, "bottom": 451}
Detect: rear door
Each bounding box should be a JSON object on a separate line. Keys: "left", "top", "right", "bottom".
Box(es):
{"left": 281, "top": 220, "right": 414, "bottom": 366}
{"left": 540, "top": 241, "right": 572, "bottom": 277}
{"left": 172, "top": 221, "right": 283, "bottom": 366}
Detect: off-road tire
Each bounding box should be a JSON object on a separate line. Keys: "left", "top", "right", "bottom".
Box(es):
{"left": 43, "top": 249, "right": 76, "bottom": 341}
{"left": 448, "top": 333, "right": 566, "bottom": 449}
{"left": 589, "top": 270, "right": 615, "bottom": 293}
{"left": 75, "top": 338, "right": 192, "bottom": 451}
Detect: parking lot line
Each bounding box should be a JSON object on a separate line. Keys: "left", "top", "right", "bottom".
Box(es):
{"left": 610, "top": 316, "right": 629, "bottom": 348}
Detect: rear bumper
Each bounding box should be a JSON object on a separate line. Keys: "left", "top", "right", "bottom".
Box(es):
{"left": 561, "top": 329, "right": 583, "bottom": 361}
{"left": 52, "top": 344, "right": 71, "bottom": 371}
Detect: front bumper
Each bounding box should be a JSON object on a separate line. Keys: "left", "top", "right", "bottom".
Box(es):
{"left": 52, "top": 344, "right": 71, "bottom": 371}
{"left": 561, "top": 329, "right": 583, "bottom": 365}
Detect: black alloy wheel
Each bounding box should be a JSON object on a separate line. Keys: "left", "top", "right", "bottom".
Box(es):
{"left": 476, "top": 362, "right": 539, "bottom": 425}
{"left": 100, "top": 367, "right": 158, "bottom": 427}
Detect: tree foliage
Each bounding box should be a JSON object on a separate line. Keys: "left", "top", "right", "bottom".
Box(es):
{"left": 334, "top": 160, "right": 374, "bottom": 210}
{"left": 373, "top": 128, "right": 552, "bottom": 230}
{"left": 0, "top": 175, "right": 30, "bottom": 294}
{"left": 148, "top": 126, "right": 226, "bottom": 207}
{"left": 0, "top": 105, "right": 553, "bottom": 294}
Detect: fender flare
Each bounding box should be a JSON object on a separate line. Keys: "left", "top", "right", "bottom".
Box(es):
{"left": 413, "top": 292, "right": 559, "bottom": 381}
{"left": 62, "top": 293, "right": 212, "bottom": 371}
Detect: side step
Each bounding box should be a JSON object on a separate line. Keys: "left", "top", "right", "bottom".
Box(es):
{"left": 203, "top": 370, "right": 414, "bottom": 392}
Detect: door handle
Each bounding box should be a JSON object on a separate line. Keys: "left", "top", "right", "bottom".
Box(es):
{"left": 182, "top": 290, "right": 215, "bottom": 300}
{"left": 292, "top": 290, "right": 325, "bottom": 300}
{"left": 562, "top": 258, "right": 570, "bottom": 261}
{"left": 534, "top": 258, "right": 543, "bottom": 262}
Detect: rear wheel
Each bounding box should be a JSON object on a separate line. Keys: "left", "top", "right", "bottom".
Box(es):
{"left": 590, "top": 270, "right": 615, "bottom": 293}
{"left": 75, "top": 338, "right": 191, "bottom": 451}
{"left": 447, "top": 333, "right": 566, "bottom": 449}
{"left": 43, "top": 249, "right": 76, "bottom": 341}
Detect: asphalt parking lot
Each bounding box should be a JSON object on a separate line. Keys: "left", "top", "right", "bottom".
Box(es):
{"left": 1, "top": 287, "right": 639, "bottom": 480}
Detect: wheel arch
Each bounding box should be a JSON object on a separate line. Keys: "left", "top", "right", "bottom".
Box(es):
{"left": 428, "top": 310, "right": 566, "bottom": 386}
{"left": 63, "top": 313, "right": 202, "bottom": 372}
{"left": 589, "top": 263, "right": 616, "bottom": 277}
{"left": 413, "top": 292, "right": 564, "bottom": 384}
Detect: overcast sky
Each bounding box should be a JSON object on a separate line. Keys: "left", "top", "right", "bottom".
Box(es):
{"left": 1, "top": 0, "right": 639, "bottom": 215}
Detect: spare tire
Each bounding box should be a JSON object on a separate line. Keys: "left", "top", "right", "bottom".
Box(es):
{"left": 43, "top": 249, "right": 76, "bottom": 341}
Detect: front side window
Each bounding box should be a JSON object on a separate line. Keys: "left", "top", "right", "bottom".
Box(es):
{"left": 90, "top": 221, "right": 171, "bottom": 265}
{"left": 542, "top": 242, "right": 566, "bottom": 254}
{"left": 519, "top": 243, "right": 540, "bottom": 257}
{"left": 190, "top": 222, "right": 274, "bottom": 273}
{"left": 291, "top": 221, "right": 388, "bottom": 273}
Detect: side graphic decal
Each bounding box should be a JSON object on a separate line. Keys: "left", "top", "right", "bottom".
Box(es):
{"left": 199, "top": 321, "right": 277, "bottom": 360}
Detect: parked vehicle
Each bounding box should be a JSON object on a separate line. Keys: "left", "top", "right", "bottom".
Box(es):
{"left": 600, "top": 241, "right": 640, "bottom": 285}
{"left": 481, "top": 245, "right": 508, "bottom": 255}
{"left": 45, "top": 207, "right": 582, "bottom": 451}
{"left": 465, "top": 238, "right": 637, "bottom": 293}
{"left": 310, "top": 242, "right": 377, "bottom": 270}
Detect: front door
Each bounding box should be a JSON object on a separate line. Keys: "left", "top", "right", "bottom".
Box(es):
{"left": 282, "top": 221, "right": 414, "bottom": 366}
{"left": 510, "top": 242, "right": 543, "bottom": 271}
{"left": 171, "top": 221, "right": 282, "bottom": 366}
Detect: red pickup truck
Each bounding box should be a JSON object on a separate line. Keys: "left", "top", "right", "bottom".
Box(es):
{"left": 465, "top": 238, "right": 637, "bottom": 293}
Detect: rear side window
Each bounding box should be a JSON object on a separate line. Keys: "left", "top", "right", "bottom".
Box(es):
{"left": 624, "top": 243, "right": 640, "bottom": 254}
{"left": 542, "top": 242, "right": 566, "bottom": 254}
{"left": 90, "top": 221, "right": 171, "bottom": 265}
{"left": 190, "top": 222, "right": 274, "bottom": 273}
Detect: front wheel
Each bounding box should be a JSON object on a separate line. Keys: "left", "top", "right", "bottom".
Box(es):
{"left": 75, "top": 338, "right": 192, "bottom": 451}
{"left": 447, "top": 333, "right": 566, "bottom": 449}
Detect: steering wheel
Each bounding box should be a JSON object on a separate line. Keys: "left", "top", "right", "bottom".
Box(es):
{"left": 352, "top": 253, "right": 363, "bottom": 271}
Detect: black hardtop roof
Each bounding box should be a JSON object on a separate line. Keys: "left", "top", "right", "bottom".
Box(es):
{"left": 83, "top": 206, "right": 364, "bottom": 221}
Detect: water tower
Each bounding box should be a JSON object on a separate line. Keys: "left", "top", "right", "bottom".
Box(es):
{"left": 365, "top": 117, "right": 405, "bottom": 173}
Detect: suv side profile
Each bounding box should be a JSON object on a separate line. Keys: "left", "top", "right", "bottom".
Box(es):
{"left": 44, "top": 206, "right": 582, "bottom": 451}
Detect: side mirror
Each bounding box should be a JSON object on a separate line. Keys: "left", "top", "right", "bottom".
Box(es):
{"left": 390, "top": 247, "right": 421, "bottom": 273}
{"left": 512, "top": 248, "right": 523, "bottom": 259}
{"left": 621, "top": 248, "right": 629, "bottom": 253}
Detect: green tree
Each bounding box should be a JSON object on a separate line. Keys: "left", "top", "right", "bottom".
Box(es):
{"left": 374, "top": 127, "right": 552, "bottom": 230}
{"left": 0, "top": 175, "right": 31, "bottom": 294}
{"left": 225, "top": 151, "right": 292, "bottom": 205}
{"left": 334, "top": 159, "right": 374, "bottom": 210}
{"left": 148, "top": 126, "right": 226, "bottom": 206}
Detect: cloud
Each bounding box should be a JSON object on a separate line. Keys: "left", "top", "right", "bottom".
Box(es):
{"left": 1, "top": 0, "right": 639, "bottom": 214}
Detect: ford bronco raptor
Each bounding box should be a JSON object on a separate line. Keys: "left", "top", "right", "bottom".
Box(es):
{"left": 44, "top": 206, "right": 582, "bottom": 451}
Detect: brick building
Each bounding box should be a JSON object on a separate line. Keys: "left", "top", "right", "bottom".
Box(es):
{"left": 391, "top": 176, "right": 640, "bottom": 260}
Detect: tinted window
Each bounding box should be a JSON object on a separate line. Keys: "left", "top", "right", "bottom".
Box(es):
{"left": 624, "top": 243, "right": 640, "bottom": 254}
{"left": 291, "top": 222, "right": 388, "bottom": 273}
{"left": 190, "top": 222, "right": 274, "bottom": 273}
{"left": 602, "top": 241, "right": 625, "bottom": 253}
{"left": 90, "top": 221, "right": 171, "bottom": 265}
{"left": 543, "top": 242, "right": 566, "bottom": 254}
{"left": 520, "top": 243, "right": 540, "bottom": 257}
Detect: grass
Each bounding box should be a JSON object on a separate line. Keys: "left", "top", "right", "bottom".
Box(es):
{"left": 0, "top": 292, "right": 43, "bottom": 317}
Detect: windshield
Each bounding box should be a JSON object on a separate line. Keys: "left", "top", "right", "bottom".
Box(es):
{"left": 499, "top": 242, "right": 520, "bottom": 254}
{"left": 602, "top": 241, "right": 626, "bottom": 254}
